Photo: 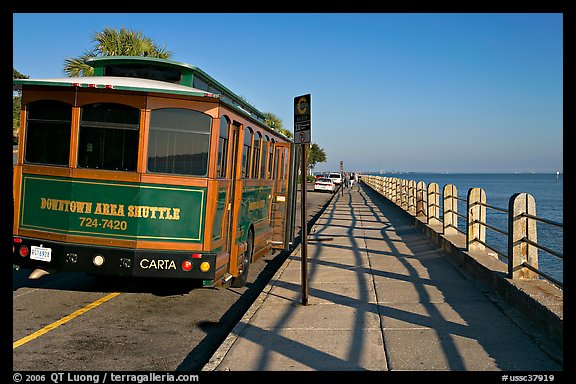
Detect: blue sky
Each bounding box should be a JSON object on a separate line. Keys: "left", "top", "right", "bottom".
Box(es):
{"left": 12, "top": 13, "right": 563, "bottom": 173}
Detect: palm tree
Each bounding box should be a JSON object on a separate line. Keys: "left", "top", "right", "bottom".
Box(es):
{"left": 63, "top": 27, "right": 173, "bottom": 77}
{"left": 264, "top": 112, "right": 326, "bottom": 173}
{"left": 264, "top": 112, "right": 293, "bottom": 139}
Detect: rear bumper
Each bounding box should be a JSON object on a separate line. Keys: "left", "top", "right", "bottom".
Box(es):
{"left": 12, "top": 236, "right": 216, "bottom": 279}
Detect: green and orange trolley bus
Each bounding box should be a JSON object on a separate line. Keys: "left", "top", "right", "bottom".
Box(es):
{"left": 12, "top": 56, "right": 297, "bottom": 288}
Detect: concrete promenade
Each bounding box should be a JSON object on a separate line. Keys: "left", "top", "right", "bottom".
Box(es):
{"left": 203, "top": 183, "right": 562, "bottom": 372}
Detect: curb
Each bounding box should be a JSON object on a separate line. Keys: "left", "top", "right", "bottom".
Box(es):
{"left": 202, "top": 243, "right": 301, "bottom": 371}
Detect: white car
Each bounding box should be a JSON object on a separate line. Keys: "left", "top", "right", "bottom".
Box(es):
{"left": 314, "top": 177, "right": 336, "bottom": 193}
{"left": 328, "top": 172, "right": 343, "bottom": 185}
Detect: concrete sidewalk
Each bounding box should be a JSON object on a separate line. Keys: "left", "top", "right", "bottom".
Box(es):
{"left": 203, "top": 183, "right": 562, "bottom": 371}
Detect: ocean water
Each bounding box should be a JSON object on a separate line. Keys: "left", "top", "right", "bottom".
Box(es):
{"left": 364, "top": 172, "right": 563, "bottom": 284}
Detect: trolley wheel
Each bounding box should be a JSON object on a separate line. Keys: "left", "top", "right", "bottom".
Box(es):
{"left": 231, "top": 229, "right": 253, "bottom": 288}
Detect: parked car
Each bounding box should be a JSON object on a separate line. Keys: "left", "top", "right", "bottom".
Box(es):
{"left": 314, "top": 177, "right": 336, "bottom": 193}
{"left": 328, "top": 172, "right": 343, "bottom": 185}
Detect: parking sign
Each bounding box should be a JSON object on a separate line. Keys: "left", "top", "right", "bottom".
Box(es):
{"left": 294, "top": 94, "right": 311, "bottom": 144}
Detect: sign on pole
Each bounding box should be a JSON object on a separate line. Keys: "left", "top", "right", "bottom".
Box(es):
{"left": 294, "top": 94, "right": 311, "bottom": 305}
{"left": 294, "top": 94, "right": 311, "bottom": 144}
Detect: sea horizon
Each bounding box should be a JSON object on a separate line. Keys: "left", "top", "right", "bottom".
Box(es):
{"left": 362, "top": 171, "right": 563, "bottom": 175}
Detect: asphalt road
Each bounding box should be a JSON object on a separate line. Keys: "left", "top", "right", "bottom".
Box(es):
{"left": 12, "top": 183, "right": 335, "bottom": 371}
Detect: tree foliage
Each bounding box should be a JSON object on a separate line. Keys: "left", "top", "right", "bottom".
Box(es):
{"left": 307, "top": 143, "right": 327, "bottom": 172}
{"left": 264, "top": 112, "right": 293, "bottom": 138}
{"left": 63, "top": 27, "right": 173, "bottom": 77}
{"left": 13, "top": 68, "right": 28, "bottom": 141}
{"left": 263, "top": 112, "right": 327, "bottom": 172}
{"left": 13, "top": 68, "right": 28, "bottom": 80}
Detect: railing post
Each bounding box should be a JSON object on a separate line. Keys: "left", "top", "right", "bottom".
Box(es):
{"left": 408, "top": 180, "right": 416, "bottom": 215}
{"left": 400, "top": 179, "right": 408, "bottom": 210}
{"left": 383, "top": 177, "right": 390, "bottom": 198}
{"left": 467, "top": 187, "right": 486, "bottom": 252}
{"left": 443, "top": 184, "right": 458, "bottom": 235}
{"left": 394, "top": 178, "right": 400, "bottom": 204}
{"left": 428, "top": 182, "right": 441, "bottom": 226}
{"left": 508, "top": 193, "right": 539, "bottom": 279}
{"left": 416, "top": 181, "right": 427, "bottom": 221}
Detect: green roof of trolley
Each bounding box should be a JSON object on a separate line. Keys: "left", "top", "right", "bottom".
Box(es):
{"left": 86, "top": 56, "right": 268, "bottom": 121}
{"left": 13, "top": 76, "right": 220, "bottom": 98}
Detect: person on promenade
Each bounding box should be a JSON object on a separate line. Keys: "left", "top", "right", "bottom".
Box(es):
{"left": 350, "top": 172, "right": 355, "bottom": 188}
{"left": 354, "top": 172, "right": 359, "bottom": 191}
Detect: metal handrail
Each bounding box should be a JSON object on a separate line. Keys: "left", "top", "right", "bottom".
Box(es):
{"left": 521, "top": 262, "right": 563, "bottom": 288}
{"left": 523, "top": 237, "right": 563, "bottom": 259}
{"left": 522, "top": 212, "right": 563, "bottom": 228}
{"left": 475, "top": 237, "right": 508, "bottom": 259}
{"left": 477, "top": 200, "right": 508, "bottom": 214}
{"left": 479, "top": 219, "right": 508, "bottom": 237}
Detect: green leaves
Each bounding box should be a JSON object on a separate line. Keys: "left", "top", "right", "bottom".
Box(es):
{"left": 63, "top": 27, "right": 173, "bottom": 77}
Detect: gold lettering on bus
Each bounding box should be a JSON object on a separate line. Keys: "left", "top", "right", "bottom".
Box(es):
{"left": 127, "top": 205, "right": 180, "bottom": 220}
{"left": 94, "top": 203, "right": 125, "bottom": 217}
{"left": 40, "top": 198, "right": 93, "bottom": 213}
{"left": 39, "top": 197, "right": 181, "bottom": 221}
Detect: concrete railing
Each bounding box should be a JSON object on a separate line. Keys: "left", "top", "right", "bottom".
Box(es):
{"left": 362, "top": 175, "right": 563, "bottom": 288}
{"left": 362, "top": 174, "right": 563, "bottom": 350}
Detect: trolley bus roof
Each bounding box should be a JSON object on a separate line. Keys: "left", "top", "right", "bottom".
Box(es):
{"left": 13, "top": 76, "right": 220, "bottom": 98}
{"left": 84, "top": 56, "right": 269, "bottom": 123}
{"left": 13, "top": 75, "right": 292, "bottom": 142}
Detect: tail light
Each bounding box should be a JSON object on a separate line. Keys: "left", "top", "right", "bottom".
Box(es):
{"left": 181, "top": 260, "right": 193, "bottom": 271}
{"left": 19, "top": 245, "right": 29, "bottom": 257}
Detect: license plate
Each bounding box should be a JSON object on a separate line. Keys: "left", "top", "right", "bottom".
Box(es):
{"left": 30, "top": 246, "right": 52, "bottom": 262}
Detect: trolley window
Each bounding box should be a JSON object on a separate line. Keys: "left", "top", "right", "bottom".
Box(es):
{"left": 78, "top": 103, "right": 140, "bottom": 171}
{"left": 251, "top": 132, "right": 261, "bottom": 178}
{"left": 217, "top": 117, "right": 229, "bottom": 178}
{"left": 242, "top": 128, "right": 253, "bottom": 178}
{"left": 24, "top": 100, "right": 72, "bottom": 166}
{"left": 104, "top": 65, "right": 181, "bottom": 83}
{"left": 267, "top": 137, "right": 274, "bottom": 178}
{"left": 147, "top": 108, "right": 211, "bottom": 176}
{"left": 260, "top": 136, "right": 268, "bottom": 179}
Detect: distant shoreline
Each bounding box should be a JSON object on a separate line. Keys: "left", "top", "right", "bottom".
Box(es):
{"left": 362, "top": 171, "right": 563, "bottom": 175}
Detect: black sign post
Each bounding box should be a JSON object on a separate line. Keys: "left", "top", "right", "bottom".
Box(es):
{"left": 294, "top": 94, "right": 311, "bottom": 144}
{"left": 294, "top": 94, "right": 310, "bottom": 306}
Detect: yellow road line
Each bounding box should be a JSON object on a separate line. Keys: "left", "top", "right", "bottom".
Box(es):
{"left": 13, "top": 292, "right": 121, "bottom": 349}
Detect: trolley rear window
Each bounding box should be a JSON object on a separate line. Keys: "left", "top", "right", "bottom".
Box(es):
{"left": 104, "top": 64, "right": 182, "bottom": 83}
